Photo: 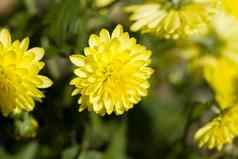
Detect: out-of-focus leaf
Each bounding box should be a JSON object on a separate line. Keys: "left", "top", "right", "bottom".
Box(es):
{"left": 44, "top": 0, "right": 93, "bottom": 45}
{"left": 8, "top": 12, "right": 31, "bottom": 37}
{"left": 78, "top": 151, "right": 103, "bottom": 159}
{"left": 24, "top": 0, "right": 37, "bottom": 15}
{"left": 103, "top": 123, "right": 127, "bottom": 159}
{"left": 0, "top": 142, "right": 38, "bottom": 159}
{"left": 62, "top": 145, "right": 80, "bottom": 159}
{"left": 14, "top": 113, "right": 39, "bottom": 139}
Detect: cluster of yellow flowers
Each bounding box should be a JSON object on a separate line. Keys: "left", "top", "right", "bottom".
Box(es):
{"left": 194, "top": 11, "right": 238, "bottom": 150}
{"left": 1, "top": 0, "right": 238, "bottom": 151}
{"left": 125, "top": 0, "right": 238, "bottom": 151}
{"left": 0, "top": 25, "right": 153, "bottom": 117}
{"left": 124, "top": 0, "right": 238, "bottom": 150}
{"left": 194, "top": 55, "right": 238, "bottom": 150}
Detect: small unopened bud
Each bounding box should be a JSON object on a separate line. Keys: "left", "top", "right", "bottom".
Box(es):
{"left": 14, "top": 113, "right": 39, "bottom": 139}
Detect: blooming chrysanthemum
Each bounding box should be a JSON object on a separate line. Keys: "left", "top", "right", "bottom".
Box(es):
{"left": 70, "top": 25, "right": 153, "bottom": 115}
{"left": 0, "top": 28, "right": 53, "bottom": 116}
{"left": 195, "top": 106, "right": 238, "bottom": 150}
{"left": 125, "top": 1, "right": 211, "bottom": 39}
{"left": 203, "top": 55, "right": 238, "bottom": 110}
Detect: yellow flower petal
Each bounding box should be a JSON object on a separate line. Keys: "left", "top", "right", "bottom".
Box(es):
{"left": 27, "top": 48, "right": 45, "bottom": 61}
{"left": 70, "top": 54, "right": 86, "bottom": 67}
{"left": 0, "top": 28, "right": 11, "bottom": 46}
{"left": 20, "top": 37, "right": 30, "bottom": 51}
{"left": 38, "top": 75, "right": 53, "bottom": 88}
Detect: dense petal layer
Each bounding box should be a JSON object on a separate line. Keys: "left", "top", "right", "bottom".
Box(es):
{"left": 70, "top": 25, "right": 153, "bottom": 115}
{"left": 0, "top": 28, "right": 53, "bottom": 116}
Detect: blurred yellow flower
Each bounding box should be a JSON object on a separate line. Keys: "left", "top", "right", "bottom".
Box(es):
{"left": 193, "top": 11, "right": 238, "bottom": 151}
{"left": 125, "top": 1, "right": 211, "bottom": 39}
{"left": 70, "top": 25, "right": 153, "bottom": 115}
{"left": 212, "top": 11, "right": 238, "bottom": 51}
{"left": 203, "top": 55, "right": 238, "bottom": 110}
{"left": 193, "top": 12, "right": 238, "bottom": 110}
{"left": 0, "top": 29, "right": 53, "bottom": 116}
{"left": 95, "top": 0, "right": 115, "bottom": 7}
{"left": 222, "top": 0, "right": 238, "bottom": 20}
{"left": 195, "top": 106, "right": 238, "bottom": 150}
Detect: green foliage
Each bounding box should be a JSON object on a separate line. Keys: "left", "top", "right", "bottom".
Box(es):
{"left": 0, "top": 143, "right": 38, "bottom": 159}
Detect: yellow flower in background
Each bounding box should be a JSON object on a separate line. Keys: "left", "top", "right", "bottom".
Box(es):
{"left": 193, "top": 10, "right": 238, "bottom": 151}
{"left": 70, "top": 25, "right": 153, "bottom": 115}
{"left": 203, "top": 55, "right": 238, "bottom": 110}
{"left": 125, "top": 1, "right": 211, "bottom": 39}
{"left": 0, "top": 29, "right": 53, "bottom": 116}
{"left": 221, "top": 0, "right": 238, "bottom": 20}
{"left": 95, "top": 0, "right": 115, "bottom": 7}
{"left": 212, "top": 11, "right": 238, "bottom": 51}
{"left": 196, "top": 12, "right": 238, "bottom": 110}
{"left": 195, "top": 106, "right": 238, "bottom": 150}
{"left": 190, "top": 11, "right": 238, "bottom": 69}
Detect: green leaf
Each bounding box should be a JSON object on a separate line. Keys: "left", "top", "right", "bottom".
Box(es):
{"left": 103, "top": 123, "right": 127, "bottom": 159}
{"left": 0, "top": 142, "right": 38, "bottom": 159}
{"left": 78, "top": 151, "right": 103, "bottom": 159}
{"left": 62, "top": 145, "right": 80, "bottom": 159}
{"left": 44, "top": 0, "right": 93, "bottom": 45}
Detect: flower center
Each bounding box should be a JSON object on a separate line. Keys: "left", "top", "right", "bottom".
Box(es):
{"left": 103, "top": 64, "right": 114, "bottom": 77}
{"left": 103, "top": 62, "right": 119, "bottom": 79}
{"left": 101, "top": 59, "right": 125, "bottom": 83}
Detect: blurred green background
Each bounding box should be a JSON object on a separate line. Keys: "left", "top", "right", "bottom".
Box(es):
{"left": 0, "top": 0, "right": 234, "bottom": 159}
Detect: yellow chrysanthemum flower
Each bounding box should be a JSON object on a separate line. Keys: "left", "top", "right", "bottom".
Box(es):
{"left": 95, "top": 0, "right": 115, "bottom": 7}
{"left": 195, "top": 106, "right": 238, "bottom": 150}
{"left": 202, "top": 55, "right": 238, "bottom": 110}
{"left": 0, "top": 28, "right": 53, "bottom": 116}
{"left": 70, "top": 25, "right": 153, "bottom": 115}
{"left": 125, "top": 1, "right": 211, "bottom": 39}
